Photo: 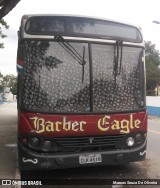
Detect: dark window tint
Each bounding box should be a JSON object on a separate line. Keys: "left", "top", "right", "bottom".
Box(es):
{"left": 26, "top": 17, "right": 64, "bottom": 33}
{"left": 25, "top": 16, "right": 142, "bottom": 43}
{"left": 73, "top": 20, "right": 142, "bottom": 42}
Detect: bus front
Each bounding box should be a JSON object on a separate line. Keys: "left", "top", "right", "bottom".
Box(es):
{"left": 17, "top": 15, "right": 147, "bottom": 170}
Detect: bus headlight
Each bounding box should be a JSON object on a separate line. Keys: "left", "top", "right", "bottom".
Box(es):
{"left": 29, "top": 137, "right": 40, "bottom": 148}
{"left": 126, "top": 137, "right": 135, "bottom": 147}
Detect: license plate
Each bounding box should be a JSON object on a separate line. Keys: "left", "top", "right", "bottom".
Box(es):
{"left": 79, "top": 154, "right": 102, "bottom": 164}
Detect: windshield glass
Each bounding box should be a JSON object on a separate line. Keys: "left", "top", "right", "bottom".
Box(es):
{"left": 22, "top": 41, "right": 90, "bottom": 112}
{"left": 91, "top": 44, "right": 144, "bottom": 112}
{"left": 21, "top": 40, "right": 144, "bottom": 113}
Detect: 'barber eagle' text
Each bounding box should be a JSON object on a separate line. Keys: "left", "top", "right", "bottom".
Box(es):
{"left": 30, "top": 117, "right": 86, "bottom": 133}
{"left": 30, "top": 114, "right": 141, "bottom": 134}
{"left": 98, "top": 114, "right": 141, "bottom": 133}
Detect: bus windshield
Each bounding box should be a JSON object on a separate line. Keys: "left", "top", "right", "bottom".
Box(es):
{"left": 21, "top": 40, "right": 144, "bottom": 113}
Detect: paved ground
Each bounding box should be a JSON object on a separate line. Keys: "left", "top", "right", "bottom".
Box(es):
{"left": 0, "top": 103, "right": 160, "bottom": 188}
{"left": 0, "top": 103, "right": 17, "bottom": 188}
{"left": 0, "top": 103, "right": 17, "bottom": 179}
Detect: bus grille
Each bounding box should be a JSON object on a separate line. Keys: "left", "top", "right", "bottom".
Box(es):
{"left": 54, "top": 134, "right": 125, "bottom": 152}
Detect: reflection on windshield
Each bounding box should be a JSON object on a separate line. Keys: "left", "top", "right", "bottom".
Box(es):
{"left": 22, "top": 41, "right": 144, "bottom": 113}
{"left": 54, "top": 36, "right": 87, "bottom": 83}
{"left": 92, "top": 44, "right": 143, "bottom": 112}
{"left": 22, "top": 41, "right": 90, "bottom": 112}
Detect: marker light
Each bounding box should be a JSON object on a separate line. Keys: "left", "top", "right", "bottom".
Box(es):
{"left": 126, "top": 137, "right": 135, "bottom": 147}
{"left": 22, "top": 138, "right": 28, "bottom": 144}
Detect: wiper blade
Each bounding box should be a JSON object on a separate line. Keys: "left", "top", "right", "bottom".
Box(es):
{"left": 55, "top": 36, "right": 87, "bottom": 83}
{"left": 113, "top": 40, "right": 123, "bottom": 77}
{"left": 54, "top": 36, "right": 87, "bottom": 66}
{"left": 82, "top": 45, "right": 85, "bottom": 83}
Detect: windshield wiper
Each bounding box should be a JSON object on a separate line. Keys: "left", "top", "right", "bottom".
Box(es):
{"left": 113, "top": 40, "right": 123, "bottom": 82}
{"left": 54, "top": 36, "right": 87, "bottom": 83}
{"left": 82, "top": 45, "right": 85, "bottom": 83}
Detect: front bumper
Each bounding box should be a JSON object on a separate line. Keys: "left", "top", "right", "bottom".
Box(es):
{"left": 18, "top": 140, "right": 147, "bottom": 170}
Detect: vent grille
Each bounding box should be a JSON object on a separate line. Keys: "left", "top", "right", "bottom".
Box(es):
{"left": 54, "top": 134, "right": 125, "bottom": 151}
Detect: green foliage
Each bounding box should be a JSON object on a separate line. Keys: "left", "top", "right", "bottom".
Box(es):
{"left": 145, "top": 41, "right": 160, "bottom": 96}
{"left": 0, "top": 18, "right": 9, "bottom": 48}
{"left": 1, "top": 74, "right": 17, "bottom": 95}
{"left": 145, "top": 41, "right": 160, "bottom": 66}
{"left": 0, "top": 19, "right": 9, "bottom": 29}
{"left": 0, "top": 71, "right": 3, "bottom": 78}
{"left": 0, "top": 0, "right": 20, "bottom": 48}
{"left": 0, "top": 71, "right": 4, "bottom": 93}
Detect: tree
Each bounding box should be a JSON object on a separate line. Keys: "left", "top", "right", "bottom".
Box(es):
{"left": 1, "top": 74, "right": 17, "bottom": 95}
{"left": 0, "top": 0, "right": 21, "bottom": 19}
{"left": 0, "top": 71, "right": 3, "bottom": 92}
{"left": 0, "top": 18, "right": 9, "bottom": 48}
{"left": 0, "top": 71, "right": 3, "bottom": 78}
{"left": 0, "top": 0, "right": 21, "bottom": 48}
{"left": 145, "top": 41, "right": 160, "bottom": 66}
{"left": 145, "top": 41, "right": 160, "bottom": 95}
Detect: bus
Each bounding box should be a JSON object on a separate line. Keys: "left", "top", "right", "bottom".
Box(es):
{"left": 17, "top": 15, "right": 147, "bottom": 171}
